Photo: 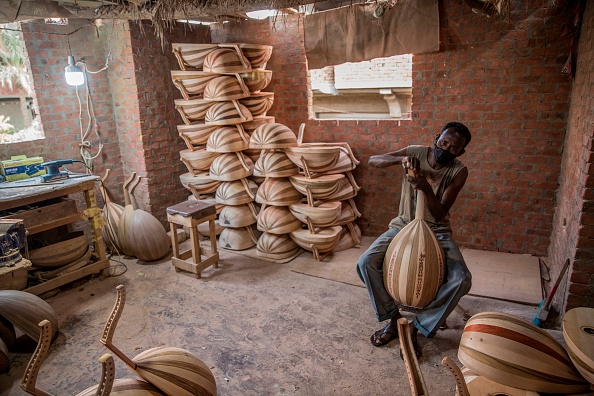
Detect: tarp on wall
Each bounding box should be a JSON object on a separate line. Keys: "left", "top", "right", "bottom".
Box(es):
{"left": 304, "top": 0, "right": 439, "bottom": 69}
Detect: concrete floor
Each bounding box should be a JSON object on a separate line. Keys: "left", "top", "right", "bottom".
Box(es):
{"left": 0, "top": 240, "right": 549, "bottom": 396}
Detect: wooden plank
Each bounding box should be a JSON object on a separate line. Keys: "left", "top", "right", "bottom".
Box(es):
{"left": 24, "top": 259, "right": 109, "bottom": 296}
{"left": 461, "top": 248, "right": 541, "bottom": 305}
{"left": 1, "top": 198, "right": 82, "bottom": 235}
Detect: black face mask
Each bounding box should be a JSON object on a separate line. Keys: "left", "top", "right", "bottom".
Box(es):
{"left": 433, "top": 145, "right": 457, "bottom": 165}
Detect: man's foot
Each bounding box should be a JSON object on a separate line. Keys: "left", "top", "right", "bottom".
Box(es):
{"left": 399, "top": 332, "right": 422, "bottom": 360}
{"left": 370, "top": 319, "right": 399, "bottom": 347}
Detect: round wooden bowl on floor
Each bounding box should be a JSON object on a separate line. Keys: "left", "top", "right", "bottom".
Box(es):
{"left": 219, "top": 227, "right": 259, "bottom": 251}
{"left": 290, "top": 225, "right": 342, "bottom": 254}
{"left": 171, "top": 71, "right": 219, "bottom": 100}
{"left": 257, "top": 206, "right": 302, "bottom": 234}
{"left": 188, "top": 194, "right": 225, "bottom": 214}
{"left": 289, "top": 201, "right": 342, "bottom": 227}
{"left": 177, "top": 123, "right": 219, "bottom": 150}
{"left": 459, "top": 311, "right": 590, "bottom": 393}
{"left": 203, "top": 48, "right": 252, "bottom": 73}
{"left": 128, "top": 210, "right": 171, "bottom": 262}
{"left": 239, "top": 92, "right": 274, "bottom": 117}
{"left": 209, "top": 152, "right": 254, "bottom": 181}
{"left": 219, "top": 203, "right": 258, "bottom": 227}
{"left": 0, "top": 290, "right": 59, "bottom": 341}
{"left": 242, "top": 116, "right": 275, "bottom": 135}
{"left": 215, "top": 179, "right": 258, "bottom": 205}
{"left": 206, "top": 125, "right": 250, "bottom": 153}
{"left": 203, "top": 75, "right": 250, "bottom": 102}
{"left": 285, "top": 145, "right": 342, "bottom": 175}
{"left": 180, "top": 149, "right": 220, "bottom": 172}
{"left": 249, "top": 123, "right": 298, "bottom": 149}
{"left": 174, "top": 99, "right": 215, "bottom": 124}
{"left": 563, "top": 307, "right": 594, "bottom": 385}
{"left": 241, "top": 70, "right": 273, "bottom": 93}
{"left": 254, "top": 151, "right": 299, "bottom": 178}
{"left": 332, "top": 223, "right": 361, "bottom": 252}
{"left": 289, "top": 174, "right": 345, "bottom": 200}
{"left": 171, "top": 43, "right": 219, "bottom": 70}
{"left": 28, "top": 232, "right": 88, "bottom": 268}
{"left": 204, "top": 101, "right": 253, "bottom": 126}
{"left": 179, "top": 171, "right": 222, "bottom": 196}
{"left": 257, "top": 232, "right": 301, "bottom": 261}
{"left": 255, "top": 178, "right": 302, "bottom": 207}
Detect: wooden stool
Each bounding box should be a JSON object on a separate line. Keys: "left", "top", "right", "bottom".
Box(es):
{"left": 167, "top": 201, "right": 219, "bottom": 278}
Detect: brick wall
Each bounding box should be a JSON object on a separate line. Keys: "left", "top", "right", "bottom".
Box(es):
{"left": 210, "top": 0, "right": 574, "bottom": 257}
{"left": 548, "top": 0, "right": 594, "bottom": 312}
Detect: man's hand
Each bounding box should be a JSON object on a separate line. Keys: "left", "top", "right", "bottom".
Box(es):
{"left": 403, "top": 156, "right": 431, "bottom": 192}
{"left": 402, "top": 156, "right": 420, "bottom": 175}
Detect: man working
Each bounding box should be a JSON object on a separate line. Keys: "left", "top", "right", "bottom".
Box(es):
{"left": 356, "top": 122, "right": 472, "bottom": 356}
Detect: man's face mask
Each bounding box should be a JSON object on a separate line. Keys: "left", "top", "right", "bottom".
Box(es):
{"left": 433, "top": 145, "right": 458, "bottom": 165}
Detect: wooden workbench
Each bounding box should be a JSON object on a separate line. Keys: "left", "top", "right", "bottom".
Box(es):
{"left": 0, "top": 175, "right": 109, "bottom": 295}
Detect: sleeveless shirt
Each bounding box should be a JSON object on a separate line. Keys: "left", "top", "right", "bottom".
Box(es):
{"left": 388, "top": 145, "right": 467, "bottom": 235}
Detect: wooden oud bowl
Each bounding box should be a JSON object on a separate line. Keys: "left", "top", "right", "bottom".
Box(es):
{"left": 204, "top": 101, "right": 253, "bottom": 126}
{"left": 215, "top": 179, "right": 258, "bottom": 205}
{"left": 233, "top": 43, "right": 273, "bottom": 69}
{"left": 563, "top": 307, "right": 594, "bottom": 385}
{"left": 28, "top": 231, "right": 88, "bottom": 268}
{"left": 285, "top": 145, "right": 341, "bottom": 174}
{"left": 180, "top": 149, "right": 220, "bottom": 173}
{"left": 179, "top": 171, "right": 222, "bottom": 196}
{"left": 257, "top": 206, "right": 302, "bottom": 234}
{"left": 242, "top": 116, "right": 275, "bottom": 135}
{"left": 332, "top": 223, "right": 361, "bottom": 252}
{"left": 219, "top": 227, "right": 260, "bottom": 251}
{"left": 171, "top": 70, "right": 219, "bottom": 100}
{"left": 203, "top": 48, "right": 252, "bottom": 73}
{"left": 219, "top": 202, "right": 259, "bottom": 227}
{"left": 174, "top": 98, "right": 215, "bottom": 125}
{"left": 254, "top": 151, "right": 298, "bottom": 178}
{"left": 0, "top": 290, "right": 59, "bottom": 341}
{"left": 206, "top": 125, "right": 250, "bottom": 153}
{"left": 255, "top": 178, "right": 302, "bottom": 207}
{"left": 241, "top": 70, "right": 273, "bottom": 93}
{"left": 171, "top": 43, "right": 219, "bottom": 70}
{"left": 289, "top": 201, "right": 342, "bottom": 227}
{"left": 203, "top": 75, "right": 250, "bottom": 102}
{"left": 257, "top": 232, "right": 301, "bottom": 261}
{"left": 290, "top": 226, "right": 342, "bottom": 254}
{"left": 289, "top": 174, "right": 345, "bottom": 200}
{"left": 209, "top": 152, "right": 254, "bottom": 181}
{"left": 249, "top": 123, "right": 298, "bottom": 149}
{"left": 459, "top": 311, "right": 590, "bottom": 393}
{"left": 239, "top": 92, "right": 274, "bottom": 117}
{"left": 177, "top": 123, "right": 219, "bottom": 151}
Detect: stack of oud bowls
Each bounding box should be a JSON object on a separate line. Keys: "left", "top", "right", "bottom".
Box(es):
{"left": 249, "top": 123, "right": 303, "bottom": 262}
{"left": 285, "top": 141, "right": 362, "bottom": 261}
{"left": 171, "top": 43, "right": 274, "bottom": 246}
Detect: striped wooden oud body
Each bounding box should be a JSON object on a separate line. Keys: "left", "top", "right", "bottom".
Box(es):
{"left": 177, "top": 123, "right": 218, "bottom": 150}
{"left": 249, "top": 123, "right": 298, "bottom": 149}
{"left": 0, "top": 290, "right": 59, "bottom": 342}
{"left": 242, "top": 70, "right": 273, "bottom": 93}
{"left": 219, "top": 202, "right": 258, "bottom": 227}
{"left": 203, "top": 75, "right": 250, "bottom": 102}
{"left": 206, "top": 125, "right": 249, "bottom": 153}
{"left": 179, "top": 171, "right": 221, "bottom": 196}
{"left": 171, "top": 43, "right": 218, "bottom": 70}
{"left": 204, "top": 101, "right": 253, "bottom": 126}
{"left": 174, "top": 98, "right": 214, "bottom": 124}
{"left": 459, "top": 311, "right": 590, "bottom": 393}
{"left": 209, "top": 152, "right": 253, "bottom": 181}
{"left": 239, "top": 92, "right": 274, "bottom": 117}
{"left": 289, "top": 201, "right": 342, "bottom": 227}
{"left": 219, "top": 226, "right": 259, "bottom": 250}
{"left": 257, "top": 206, "right": 302, "bottom": 234}
{"left": 202, "top": 48, "right": 251, "bottom": 73}
{"left": 254, "top": 151, "right": 299, "bottom": 178}
{"left": 179, "top": 149, "right": 220, "bottom": 173}
{"left": 257, "top": 232, "right": 302, "bottom": 261}
{"left": 383, "top": 191, "right": 445, "bottom": 310}
{"left": 215, "top": 179, "right": 258, "bottom": 205}
{"left": 285, "top": 145, "right": 341, "bottom": 174}
{"left": 255, "top": 178, "right": 302, "bottom": 207}
{"left": 563, "top": 307, "right": 594, "bottom": 385}
{"left": 289, "top": 174, "right": 345, "bottom": 200}
{"left": 170, "top": 71, "right": 219, "bottom": 100}
{"left": 243, "top": 116, "right": 275, "bottom": 135}
{"left": 290, "top": 226, "right": 342, "bottom": 258}
{"left": 235, "top": 43, "right": 273, "bottom": 68}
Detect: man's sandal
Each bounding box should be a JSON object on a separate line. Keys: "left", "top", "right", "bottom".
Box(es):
{"left": 370, "top": 323, "right": 399, "bottom": 347}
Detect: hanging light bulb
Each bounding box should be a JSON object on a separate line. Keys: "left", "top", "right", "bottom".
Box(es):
{"left": 65, "top": 55, "right": 84, "bottom": 86}
{"left": 246, "top": 9, "right": 277, "bottom": 19}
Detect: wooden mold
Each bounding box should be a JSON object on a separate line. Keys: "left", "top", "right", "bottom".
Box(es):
{"left": 219, "top": 226, "right": 259, "bottom": 251}
{"left": 209, "top": 152, "right": 254, "bottom": 181}
{"left": 459, "top": 311, "right": 590, "bottom": 393}
{"left": 256, "top": 206, "right": 302, "bottom": 235}
{"left": 332, "top": 223, "right": 361, "bottom": 252}
{"left": 249, "top": 123, "right": 298, "bottom": 149}
{"left": 290, "top": 225, "right": 342, "bottom": 261}
{"left": 100, "top": 285, "right": 217, "bottom": 396}
{"left": 202, "top": 47, "right": 251, "bottom": 73}
{"left": 256, "top": 232, "right": 301, "bottom": 262}
{"left": 204, "top": 100, "right": 253, "bottom": 126}
{"left": 329, "top": 199, "right": 362, "bottom": 227}
{"left": 383, "top": 190, "right": 445, "bottom": 310}
{"left": 203, "top": 75, "right": 250, "bottom": 102}
{"left": 241, "top": 70, "right": 273, "bottom": 93}
{"left": 174, "top": 98, "right": 215, "bottom": 125}
{"left": 215, "top": 179, "right": 258, "bottom": 205}
{"left": 179, "top": 149, "right": 220, "bottom": 174}
{"left": 319, "top": 143, "right": 360, "bottom": 175}
{"left": 221, "top": 43, "right": 272, "bottom": 69}
{"left": 323, "top": 173, "right": 360, "bottom": 202}
{"left": 289, "top": 201, "right": 342, "bottom": 228}
{"left": 255, "top": 178, "right": 302, "bottom": 209}
{"left": 238, "top": 92, "right": 274, "bottom": 117}
{"left": 254, "top": 151, "right": 299, "bottom": 178}
{"left": 179, "top": 171, "right": 222, "bottom": 197}
{"left": 0, "top": 289, "right": 59, "bottom": 342}
{"left": 177, "top": 123, "right": 219, "bottom": 150}
{"left": 206, "top": 125, "right": 250, "bottom": 153}
{"left": 563, "top": 307, "right": 594, "bottom": 386}
{"left": 289, "top": 174, "right": 345, "bottom": 204}
{"left": 219, "top": 202, "right": 259, "bottom": 228}
{"left": 170, "top": 71, "right": 219, "bottom": 100}
{"left": 171, "top": 43, "right": 218, "bottom": 70}
{"left": 28, "top": 231, "right": 88, "bottom": 268}
{"left": 284, "top": 144, "right": 341, "bottom": 177}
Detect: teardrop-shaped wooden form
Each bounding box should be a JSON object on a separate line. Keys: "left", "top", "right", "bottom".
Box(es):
{"left": 254, "top": 151, "right": 299, "bottom": 178}
{"left": 177, "top": 123, "right": 219, "bottom": 150}
{"left": 249, "top": 123, "right": 298, "bottom": 149}
{"left": 215, "top": 179, "right": 258, "bottom": 205}
{"left": 230, "top": 43, "right": 272, "bottom": 68}
{"left": 383, "top": 191, "right": 445, "bottom": 309}
{"left": 203, "top": 75, "right": 250, "bottom": 102}
{"left": 204, "top": 101, "right": 253, "bottom": 126}
{"left": 238, "top": 92, "right": 274, "bottom": 117}
{"left": 563, "top": 307, "right": 594, "bottom": 385}
{"left": 241, "top": 70, "right": 273, "bottom": 93}
{"left": 209, "top": 152, "right": 254, "bottom": 181}
{"left": 206, "top": 126, "right": 250, "bottom": 153}
{"left": 289, "top": 174, "right": 345, "bottom": 200}
{"left": 256, "top": 232, "right": 301, "bottom": 261}
{"left": 219, "top": 227, "right": 259, "bottom": 251}
{"left": 332, "top": 223, "right": 361, "bottom": 252}
{"left": 459, "top": 311, "right": 590, "bottom": 393}
{"left": 255, "top": 178, "right": 302, "bottom": 207}
{"left": 180, "top": 149, "right": 220, "bottom": 172}
{"left": 285, "top": 145, "right": 341, "bottom": 175}
{"left": 174, "top": 99, "right": 215, "bottom": 124}
{"left": 0, "top": 290, "right": 59, "bottom": 342}
{"left": 203, "top": 48, "right": 251, "bottom": 73}
{"left": 180, "top": 171, "right": 222, "bottom": 197}
{"left": 257, "top": 206, "right": 302, "bottom": 234}
{"left": 242, "top": 116, "right": 275, "bottom": 135}
{"left": 171, "top": 71, "right": 219, "bottom": 100}
{"left": 171, "top": 43, "right": 219, "bottom": 70}
{"left": 219, "top": 203, "right": 259, "bottom": 227}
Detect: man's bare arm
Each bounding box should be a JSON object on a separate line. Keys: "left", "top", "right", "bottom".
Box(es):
{"left": 369, "top": 148, "right": 409, "bottom": 168}
{"left": 408, "top": 168, "right": 468, "bottom": 222}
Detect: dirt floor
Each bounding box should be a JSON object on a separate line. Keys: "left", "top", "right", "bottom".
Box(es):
{"left": 0, "top": 237, "right": 555, "bottom": 396}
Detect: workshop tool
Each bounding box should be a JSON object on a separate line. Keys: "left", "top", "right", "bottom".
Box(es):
{"left": 40, "top": 159, "right": 84, "bottom": 183}
{"left": 533, "top": 258, "right": 571, "bottom": 328}
{"left": 0, "top": 219, "right": 26, "bottom": 267}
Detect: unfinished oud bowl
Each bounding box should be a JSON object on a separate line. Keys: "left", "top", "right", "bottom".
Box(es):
{"left": 249, "top": 123, "right": 298, "bottom": 149}
{"left": 235, "top": 43, "right": 273, "bottom": 69}
{"left": 254, "top": 151, "right": 299, "bottom": 178}
{"left": 180, "top": 149, "right": 220, "bottom": 173}
{"left": 325, "top": 177, "right": 359, "bottom": 201}
{"left": 219, "top": 227, "right": 259, "bottom": 251}
{"left": 257, "top": 206, "right": 302, "bottom": 234}
{"left": 289, "top": 174, "right": 345, "bottom": 200}
{"left": 332, "top": 223, "right": 361, "bottom": 252}
{"left": 285, "top": 145, "right": 341, "bottom": 174}
{"left": 216, "top": 179, "right": 258, "bottom": 205}
{"left": 255, "top": 178, "right": 302, "bottom": 207}
{"left": 177, "top": 123, "right": 219, "bottom": 150}
{"left": 563, "top": 307, "right": 594, "bottom": 385}
{"left": 174, "top": 98, "right": 214, "bottom": 125}
{"left": 0, "top": 290, "right": 59, "bottom": 341}
{"left": 289, "top": 201, "right": 342, "bottom": 227}
{"left": 172, "top": 43, "right": 219, "bottom": 70}
{"left": 204, "top": 101, "right": 253, "bottom": 126}
{"left": 171, "top": 71, "right": 219, "bottom": 100}
{"left": 28, "top": 232, "right": 88, "bottom": 268}
{"left": 128, "top": 209, "right": 171, "bottom": 262}
{"left": 242, "top": 116, "right": 275, "bottom": 135}
{"left": 461, "top": 367, "right": 540, "bottom": 396}
{"left": 459, "top": 311, "right": 590, "bottom": 393}
{"left": 241, "top": 70, "right": 273, "bottom": 93}
{"left": 239, "top": 92, "right": 274, "bottom": 117}
{"left": 209, "top": 152, "right": 254, "bottom": 181}
{"left": 179, "top": 171, "right": 222, "bottom": 196}
{"left": 203, "top": 75, "right": 250, "bottom": 102}
{"left": 206, "top": 126, "right": 250, "bottom": 153}
{"left": 321, "top": 145, "right": 360, "bottom": 175}
{"left": 257, "top": 232, "right": 301, "bottom": 261}
{"left": 330, "top": 199, "right": 362, "bottom": 226}
{"left": 219, "top": 203, "right": 259, "bottom": 227}
{"left": 203, "top": 48, "right": 251, "bottom": 73}
{"left": 290, "top": 226, "right": 342, "bottom": 254}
